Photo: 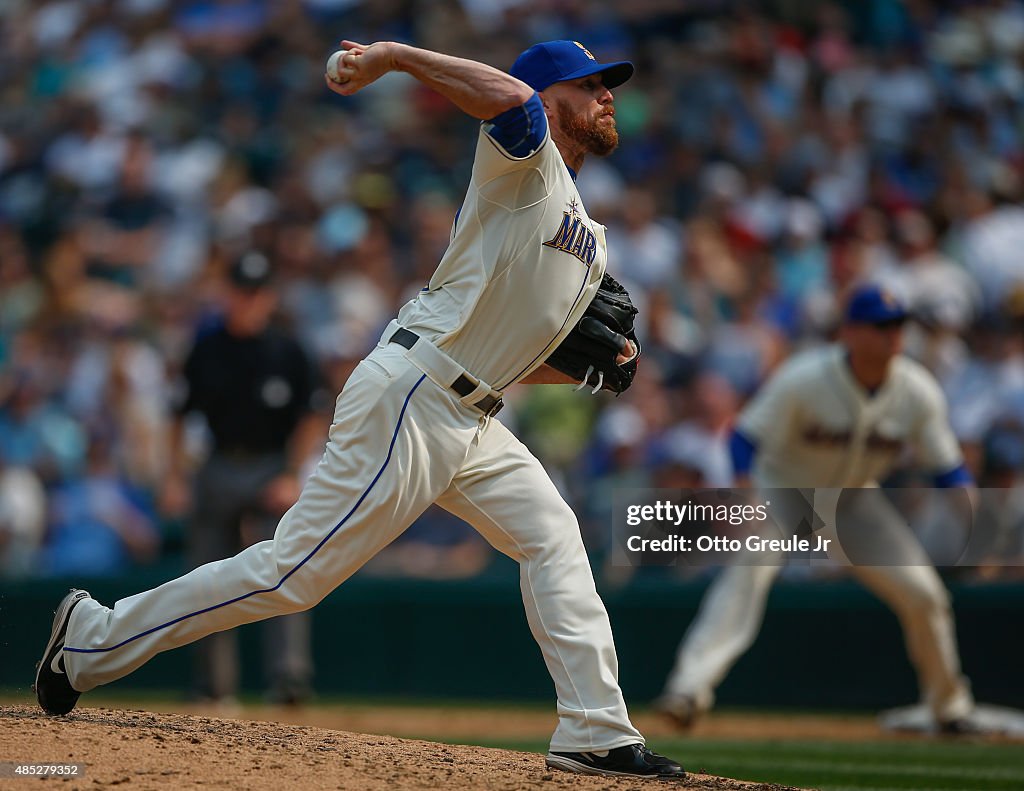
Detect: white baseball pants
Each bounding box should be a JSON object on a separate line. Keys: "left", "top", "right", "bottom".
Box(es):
{"left": 663, "top": 489, "right": 974, "bottom": 722}
{"left": 63, "top": 340, "right": 643, "bottom": 752}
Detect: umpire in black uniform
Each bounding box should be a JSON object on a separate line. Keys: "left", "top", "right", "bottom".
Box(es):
{"left": 165, "top": 251, "right": 325, "bottom": 705}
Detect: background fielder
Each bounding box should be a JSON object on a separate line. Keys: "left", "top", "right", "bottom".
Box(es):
{"left": 657, "top": 284, "right": 979, "bottom": 732}
{"left": 34, "top": 38, "right": 685, "bottom": 779}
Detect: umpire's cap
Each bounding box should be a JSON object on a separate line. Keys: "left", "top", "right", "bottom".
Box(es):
{"left": 511, "top": 41, "right": 633, "bottom": 92}
{"left": 228, "top": 250, "right": 273, "bottom": 290}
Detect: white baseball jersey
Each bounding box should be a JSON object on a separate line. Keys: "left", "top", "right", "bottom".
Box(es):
{"left": 396, "top": 125, "right": 606, "bottom": 390}
{"left": 664, "top": 343, "right": 976, "bottom": 724}
{"left": 739, "top": 345, "right": 962, "bottom": 487}
{"left": 60, "top": 102, "right": 645, "bottom": 754}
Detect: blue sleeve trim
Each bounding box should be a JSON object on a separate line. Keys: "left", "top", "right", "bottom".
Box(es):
{"left": 483, "top": 92, "right": 547, "bottom": 159}
{"left": 729, "top": 429, "right": 758, "bottom": 477}
{"left": 934, "top": 463, "right": 973, "bottom": 488}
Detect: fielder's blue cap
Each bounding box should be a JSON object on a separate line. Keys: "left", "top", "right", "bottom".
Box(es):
{"left": 845, "top": 284, "right": 908, "bottom": 325}
{"left": 510, "top": 40, "right": 634, "bottom": 92}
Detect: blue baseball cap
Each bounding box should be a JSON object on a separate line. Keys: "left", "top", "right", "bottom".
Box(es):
{"left": 845, "top": 284, "right": 908, "bottom": 325}
{"left": 510, "top": 40, "right": 634, "bottom": 92}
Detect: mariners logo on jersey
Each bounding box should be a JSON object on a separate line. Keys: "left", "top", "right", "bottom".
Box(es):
{"left": 803, "top": 425, "right": 902, "bottom": 453}
{"left": 543, "top": 197, "right": 598, "bottom": 266}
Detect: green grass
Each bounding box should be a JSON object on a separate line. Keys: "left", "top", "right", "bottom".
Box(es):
{"left": 466, "top": 737, "right": 1024, "bottom": 791}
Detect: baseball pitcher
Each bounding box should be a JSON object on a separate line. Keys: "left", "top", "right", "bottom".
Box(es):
{"left": 35, "top": 39, "right": 684, "bottom": 779}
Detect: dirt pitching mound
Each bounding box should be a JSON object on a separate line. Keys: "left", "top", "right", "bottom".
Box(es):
{"left": 0, "top": 705, "right": 800, "bottom": 790}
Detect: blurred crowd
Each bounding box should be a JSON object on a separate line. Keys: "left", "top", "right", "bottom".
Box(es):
{"left": 2, "top": 0, "right": 1024, "bottom": 581}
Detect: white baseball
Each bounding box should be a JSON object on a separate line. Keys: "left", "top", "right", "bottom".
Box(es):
{"left": 326, "top": 50, "right": 349, "bottom": 84}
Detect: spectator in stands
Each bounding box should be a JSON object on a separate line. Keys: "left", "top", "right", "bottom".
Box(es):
{"left": 40, "top": 432, "right": 160, "bottom": 577}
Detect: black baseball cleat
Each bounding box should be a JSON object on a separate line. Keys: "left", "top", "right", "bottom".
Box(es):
{"left": 34, "top": 589, "right": 91, "bottom": 715}
{"left": 546, "top": 743, "right": 686, "bottom": 778}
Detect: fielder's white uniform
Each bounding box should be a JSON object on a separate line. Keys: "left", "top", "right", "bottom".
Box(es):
{"left": 664, "top": 345, "right": 975, "bottom": 722}
{"left": 62, "top": 109, "right": 645, "bottom": 751}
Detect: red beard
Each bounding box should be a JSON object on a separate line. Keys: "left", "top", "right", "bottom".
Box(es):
{"left": 556, "top": 100, "right": 619, "bottom": 156}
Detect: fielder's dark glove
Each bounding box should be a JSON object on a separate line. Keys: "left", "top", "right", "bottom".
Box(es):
{"left": 545, "top": 273, "right": 641, "bottom": 394}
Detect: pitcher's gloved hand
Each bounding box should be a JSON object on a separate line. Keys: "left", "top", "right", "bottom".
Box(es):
{"left": 545, "top": 273, "right": 641, "bottom": 394}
